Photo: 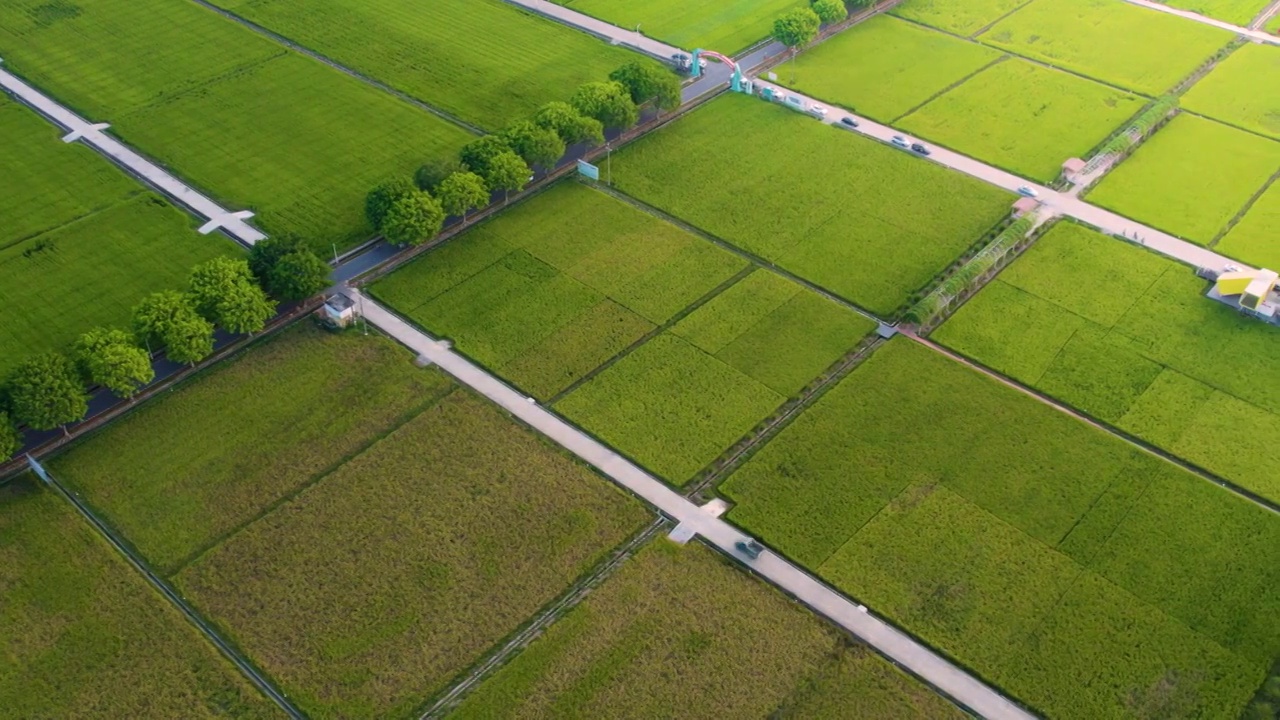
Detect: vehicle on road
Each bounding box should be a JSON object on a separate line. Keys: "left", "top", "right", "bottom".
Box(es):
{"left": 840, "top": 117, "right": 859, "bottom": 128}
{"left": 670, "top": 53, "right": 708, "bottom": 71}
{"left": 891, "top": 136, "right": 909, "bottom": 149}
{"left": 809, "top": 105, "right": 828, "bottom": 119}
{"left": 910, "top": 143, "right": 930, "bottom": 156}
{"left": 1017, "top": 186, "right": 1039, "bottom": 198}
{"left": 735, "top": 539, "right": 765, "bottom": 560}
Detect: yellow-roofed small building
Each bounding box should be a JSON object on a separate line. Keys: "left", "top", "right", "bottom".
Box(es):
{"left": 1214, "top": 270, "right": 1258, "bottom": 297}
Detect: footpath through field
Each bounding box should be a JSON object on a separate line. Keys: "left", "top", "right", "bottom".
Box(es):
{"left": 348, "top": 288, "right": 1036, "bottom": 720}
{"left": 500, "top": 0, "right": 685, "bottom": 59}
{"left": 1121, "top": 0, "right": 1280, "bottom": 42}
{"left": 1251, "top": 0, "right": 1280, "bottom": 29}
{"left": 0, "top": 66, "right": 265, "bottom": 246}
{"left": 750, "top": 79, "right": 1249, "bottom": 274}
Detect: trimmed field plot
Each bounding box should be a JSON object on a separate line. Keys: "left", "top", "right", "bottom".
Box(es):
{"left": 1162, "top": 0, "right": 1269, "bottom": 24}
{"left": 721, "top": 339, "right": 1280, "bottom": 718}
{"left": 176, "top": 391, "right": 649, "bottom": 719}
{"left": 50, "top": 325, "right": 454, "bottom": 572}
{"left": 0, "top": 0, "right": 473, "bottom": 250}
{"left": 0, "top": 98, "right": 237, "bottom": 376}
{"left": 1088, "top": 114, "right": 1280, "bottom": 244}
{"left": 782, "top": 16, "right": 1002, "bottom": 123}
{"left": 207, "top": 0, "right": 636, "bottom": 130}
{"left": 0, "top": 479, "right": 276, "bottom": 718}
{"left": 1183, "top": 43, "right": 1280, "bottom": 141}
{"left": 612, "top": 95, "right": 1011, "bottom": 315}
{"left": 978, "top": 0, "right": 1233, "bottom": 95}
{"left": 891, "top": 0, "right": 1033, "bottom": 36}
{"left": 557, "top": 0, "right": 803, "bottom": 54}
{"left": 899, "top": 58, "right": 1144, "bottom": 181}
{"left": 454, "top": 542, "right": 964, "bottom": 719}
{"left": 935, "top": 222, "right": 1280, "bottom": 502}
{"left": 1218, "top": 179, "right": 1280, "bottom": 268}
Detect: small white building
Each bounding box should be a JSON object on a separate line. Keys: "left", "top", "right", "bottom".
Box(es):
{"left": 322, "top": 294, "right": 358, "bottom": 329}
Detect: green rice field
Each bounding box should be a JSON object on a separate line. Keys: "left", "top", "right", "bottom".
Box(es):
{"left": 935, "top": 221, "right": 1280, "bottom": 502}
{"left": 0, "top": 478, "right": 276, "bottom": 718}
{"left": 721, "top": 338, "right": 1280, "bottom": 719}
{"left": 0, "top": 98, "right": 238, "bottom": 378}
{"left": 556, "top": 0, "right": 804, "bottom": 54}
{"left": 207, "top": 0, "right": 636, "bottom": 130}
{"left": 375, "top": 182, "right": 872, "bottom": 484}
{"left": 0, "top": 0, "right": 473, "bottom": 251}
{"left": 49, "top": 325, "right": 455, "bottom": 572}
{"left": 978, "top": 0, "right": 1233, "bottom": 95}
{"left": 891, "top": 0, "right": 1033, "bottom": 36}
{"left": 1088, "top": 114, "right": 1280, "bottom": 244}
{"left": 1218, "top": 179, "right": 1280, "bottom": 268}
{"left": 1162, "top": 0, "right": 1269, "bottom": 24}
{"left": 899, "top": 58, "right": 1144, "bottom": 181}
{"left": 1182, "top": 43, "right": 1280, "bottom": 141}
{"left": 176, "top": 391, "right": 648, "bottom": 718}
{"left": 781, "top": 15, "right": 1002, "bottom": 122}
{"left": 612, "top": 94, "right": 1012, "bottom": 315}
{"left": 454, "top": 541, "right": 964, "bottom": 719}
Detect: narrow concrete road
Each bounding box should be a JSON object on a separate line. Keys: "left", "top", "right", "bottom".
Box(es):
{"left": 501, "top": 0, "right": 685, "bottom": 59}
{"left": 0, "top": 66, "right": 266, "bottom": 246}
{"left": 751, "top": 79, "right": 1251, "bottom": 273}
{"left": 349, "top": 289, "right": 1035, "bottom": 720}
{"left": 1251, "top": 0, "right": 1280, "bottom": 29}
{"left": 1122, "top": 0, "right": 1280, "bottom": 42}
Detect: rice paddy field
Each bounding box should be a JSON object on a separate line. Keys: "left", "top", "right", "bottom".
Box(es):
{"left": 934, "top": 222, "right": 1280, "bottom": 503}
{"left": 0, "top": 0, "right": 474, "bottom": 251}
{"left": 890, "top": 0, "right": 1033, "bottom": 36}
{"left": 452, "top": 541, "right": 965, "bottom": 719}
{"left": 611, "top": 95, "right": 1012, "bottom": 315}
{"left": 555, "top": 0, "right": 804, "bottom": 54}
{"left": 0, "top": 98, "right": 237, "bottom": 378}
{"left": 1088, "top": 114, "right": 1280, "bottom": 244}
{"left": 206, "top": 0, "right": 636, "bottom": 130}
{"left": 0, "top": 478, "right": 276, "bottom": 718}
{"left": 49, "top": 324, "right": 455, "bottom": 572}
{"left": 1218, "top": 179, "right": 1280, "bottom": 268}
{"left": 720, "top": 338, "right": 1280, "bottom": 719}
{"left": 780, "top": 15, "right": 1002, "bottom": 123}
{"left": 175, "top": 390, "right": 649, "bottom": 718}
{"left": 374, "top": 182, "right": 873, "bottom": 484}
{"left": 977, "top": 0, "right": 1233, "bottom": 95}
{"left": 1161, "top": 0, "right": 1270, "bottom": 24}
{"left": 1182, "top": 43, "right": 1280, "bottom": 141}
{"left": 898, "top": 58, "right": 1144, "bottom": 182}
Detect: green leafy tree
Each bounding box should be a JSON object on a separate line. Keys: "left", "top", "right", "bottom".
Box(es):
{"left": 414, "top": 158, "right": 465, "bottom": 193}
{"left": 248, "top": 235, "right": 330, "bottom": 301}
{"left": 609, "top": 61, "right": 681, "bottom": 111}
{"left": 436, "top": 171, "right": 490, "bottom": 223}
{"left": 501, "top": 121, "right": 566, "bottom": 170}
{"left": 0, "top": 411, "right": 18, "bottom": 461}
{"left": 164, "top": 314, "right": 216, "bottom": 366}
{"left": 534, "top": 101, "right": 605, "bottom": 146}
{"left": 459, "top": 135, "right": 515, "bottom": 182}
{"left": 811, "top": 0, "right": 848, "bottom": 24}
{"left": 214, "top": 283, "right": 276, "bottom": 335}
{"left": 570, "top": 81, "right": 639, "bottom": 129}
{"left": 188, "top": 257, "right": 277, "bottom": 334}
{"left": 774, "top": 7, "right": 821, "bottom": 80}
{"left": 365, "top": 177, "right": 416, "bottom": 229}
{"left": 132, "top": 291, "right": 215, "bottom": 365}
{"left": 486, "top": 151, "right": 531, "bottom": 203}
{"left": 381, "top": 191, "right": 446, "bottom": 246}
{"left": 7, "top": 353, "right": 88, "bottom": 432}
{"left": 74, "top": 328, "right": 155, "bottom": 399}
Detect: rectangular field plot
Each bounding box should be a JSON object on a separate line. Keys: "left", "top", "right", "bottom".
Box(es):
{"left": 0, "top": 479, "right": 276, "bottom": 718}
{"left": 1161, "top": 0, "right": 1270, "bottom": 24}
{"left": 720, "top": 339, "right": 1280, "bottom": 719}
{"left": 612, "top": 94, "right": 1012, "bottom": 316}
{"left": 1182, "top": 43, "right": 1280, "bottom": 141}
{"left": 557, "top": 0, "right": 804, "bottom": 54}
{"left": 781, "top": 15, "right": 1003, "bottom": 123}
{"left": 453, "top": 541, "right": 964, "bottom": 719}
{"left": 890, "top": 0, "right": 1033, "bottom": 36}
{"left": 899, "top": 58, "right": 1144, "bottom": 182}
{"left": 0, "top": 0, "right": 473, "bottom": 251}
{"left": 978, "top": 0, "right": 1233, "bottom": 95}
{"left": 935, "top": 221, "right": 1280, "bottom": 502}
{"left": 1087, "top": 114, "right": 1280, "bottom": 244}
{"left": 1218, "top": 179, "right": 1280, "bottom": 268}
{"left": 207, "top": 0, "right": 636, "bottom": 130}
{"left": 175, "top": 391, "right": 649, "bottom": 719}
{"left": 49, "top": 325, "right": 454, "bottom": 572}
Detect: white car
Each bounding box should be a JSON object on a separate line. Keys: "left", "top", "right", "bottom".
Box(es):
{"left": 1017, "top": 186, "right": 1039, "bottom": 198}
{"left": 809, "top": 105, "right": 828, "bottom": 118}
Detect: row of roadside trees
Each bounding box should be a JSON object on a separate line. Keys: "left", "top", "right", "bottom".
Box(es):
{"left": 0, "top": 235, "right": 332, "bottom": 461}
{"left": 363, "top": 60, "right": 681, "bottom": 248}
{"left": 773, "top": 0, "right": 869, "bottom": 63}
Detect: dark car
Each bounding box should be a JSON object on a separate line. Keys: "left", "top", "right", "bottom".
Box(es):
{"left": 840, "top": 116, "right": 859, "bottom": 128}
{"left": 735, "top": 539, "right": 765, "bottom": 560}
{"left": 910, "top": 143, "right": 931, "bottom": 156}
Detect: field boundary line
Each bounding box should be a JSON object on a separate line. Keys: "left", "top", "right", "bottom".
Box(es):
{"left": 1251, "top": 0, "right": 1280, "bottom": 28}
{"left": 183, "top": 0, "right": 486, "bottom": 135}
{"left": 38, "top": 468, "right": 305, "bottom": 718}
{"left": 417, "top": 517, "right": 668, "bottom": 717}
{"left": 0, "top": 190, "right": 147, "bottom": 253}
{"left": 1208, "top": 168, "right": 1280, "bottom": 248}
{"left": 967, "top": 0, "right": 1039, "bottom": 37}
{"left": 888, "top": 55, "right": 1008, "bottom": 125}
